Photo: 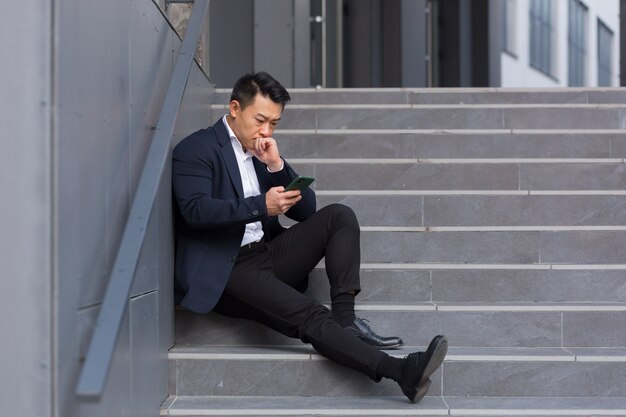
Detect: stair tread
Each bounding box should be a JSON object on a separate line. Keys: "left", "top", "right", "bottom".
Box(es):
{"left": 169, "top": 345, "right": 626, "bottom": 361}
{"left": 174, "top": 305, "right": 626, "bottom": 348}
{"left": 164, "top": 395, "right": 448, "bottom": 415}
{"left": 211, "top": 101, "right": 626, "bottom": 107}
{"left": 177, "top": 301, "right": 626, "bottom": 312}
{"left": 347, "top": 301, "right": 626, "bottom": 311}
{"left": 162, "top": 395, "right": 626, "bottom": 416}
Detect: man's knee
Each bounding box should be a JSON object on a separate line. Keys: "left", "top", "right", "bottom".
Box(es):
{"left": 322, "top": 203, "right": 359, "bottom": 228}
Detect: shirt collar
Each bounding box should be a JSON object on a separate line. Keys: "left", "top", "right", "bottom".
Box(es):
{"left": 222, "top": 115, "right": 252, "bottom": 158}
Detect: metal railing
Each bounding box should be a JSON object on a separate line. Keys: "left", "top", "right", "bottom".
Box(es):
{"left": 76, "top": 0, "right": 209, "bottom": 397}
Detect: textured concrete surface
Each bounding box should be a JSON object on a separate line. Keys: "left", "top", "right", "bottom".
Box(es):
{"left": 170, "top": 89, "right": 626, "bottom": 414}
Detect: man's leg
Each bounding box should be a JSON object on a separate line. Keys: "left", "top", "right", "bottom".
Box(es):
{"left": 214, "top": 242, "right": 448, "bottom": 403}
{"left": 270, "top": 204, "right": 361, "bottom": 299}
{"left": 269, "top": 203, "right": 403, "bottom": 348}
{"left": 214, "top": 244, "right": 385, "bottom": 380}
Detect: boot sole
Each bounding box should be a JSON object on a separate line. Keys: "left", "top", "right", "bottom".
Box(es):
{"left": 401, "top": 335, "right": 448, "bottom": 403}
{"left": 419, "top": 336, "right": 448, "bottom": 387}
{"left": 411, "top": 378, "right": 432, "bottom": 403}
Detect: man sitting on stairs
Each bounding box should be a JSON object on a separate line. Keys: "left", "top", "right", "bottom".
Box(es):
{"left": 172, "top": 71, "right": 448, "bottom": 403}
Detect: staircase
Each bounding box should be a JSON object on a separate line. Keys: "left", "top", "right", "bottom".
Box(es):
{"left": 162, "top": 88, "right": 626, "bottom": 416}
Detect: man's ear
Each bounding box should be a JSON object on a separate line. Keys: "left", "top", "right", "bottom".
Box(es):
{"left": 229, "top": 100, "right": 240, "bottom": 118}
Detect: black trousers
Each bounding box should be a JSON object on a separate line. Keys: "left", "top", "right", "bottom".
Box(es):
{"left": 214, "top": 204, "right": 386, "bottom": 380}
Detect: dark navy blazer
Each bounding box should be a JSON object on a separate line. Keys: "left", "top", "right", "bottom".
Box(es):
{"left": 172, "top": 119, "right": 316, "bottom": 313}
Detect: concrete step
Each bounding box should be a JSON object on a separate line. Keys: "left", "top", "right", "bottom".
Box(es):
{"left": 306, "top": 268, "right": 626, "bottom": 304}
{"left": 292, "top": 195, "right": 626, "bottom": 227}
{"left": 167, "top": 345, "right": 626, "bottom": 398}
{"left": 210, "top": 104, "right": 626, "bottom": 130}
{"left": 289, "top": 161, "right": 626, "bottom": 191}
{"left": 212, "top": 87, "right": 626, "bottom": 105}
{"left": 275, "top": 130, "right": 626, "bottom": 159}
{"left": 359, "top": 229, "right": 626, "bottom": 264}
{"left": 174, "top": 306, "right": 626, "bottom": 348}
{"left": 162, "top": 394, "right": 626, "bottom": 416}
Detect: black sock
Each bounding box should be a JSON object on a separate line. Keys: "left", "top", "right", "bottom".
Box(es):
{"left": 331, "top": 292, "right": 356, "bottom": 327}
{"left": 375, "top": 354, "right": 406, "bottom": 382}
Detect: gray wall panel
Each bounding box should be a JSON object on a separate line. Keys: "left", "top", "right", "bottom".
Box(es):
{"left": 55, "top": 0, "right": 131, "bottom": 309}
{"left": 0, "top": 2, "right": 53, "bottom": 417}
{"left": 132, "top": 208, "right": 159, "bottom": 296}
{"left": 55, "top": 0, "right": 110, "bottom": 412}
{"left": 293, "top": 0, "right": 311, "bottom": 87}
{"left": 130, "top": 292, "right": 161, "bottom": 417}
{"left": 164, "top": 48, "right": 214, "bottom": 360}
{"left": 71, "top": 307, "right": 132, "bottom": 417}
{"left": 52, "top": 1, "right": 211, "bottom": 416}
{"left": 209, "top": 0, "right": 254, "bottom": 87}
{"left": 172, "top": 63, "right": 213, "bottom": 145}
{"left": 152, "top": 0, "right": 166, "bottom": 14}
{"left": 3, "top": 0, "right": 209, "bottom": 414}
{"left": 6, "top": 0, "right": 210, "bottom": 414}
{"left": 101, "top": 0, "right": 132, "bottom": 309}
{"left": 254, "top": 0, "right": 294, "bottom": 87}
{"left": 129, "top": 1, "right": 177, "bottom": 196}
{"left": 401, "top": 0, "right": 427, "bottom": 87}
{"left": 157, "top": 160, "right": 176, "bottom": 374}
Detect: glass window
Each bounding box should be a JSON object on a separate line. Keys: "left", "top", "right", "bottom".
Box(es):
{"left": 597, "top": 20, "right": 613, "bottom": 87}
{"left": 529, "top": 0, "right": 553, "bottom": 76}
{"left": 568, "top": 0, "right": 587, "bottom": 86}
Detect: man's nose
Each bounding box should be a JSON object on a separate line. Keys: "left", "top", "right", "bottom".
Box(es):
{"left": 259, "top": 123, "right": 271, "bottom": 137}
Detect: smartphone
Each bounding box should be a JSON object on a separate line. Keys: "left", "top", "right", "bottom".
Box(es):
{"left": 285, "top": 175, "right": 315, "bottom": 192}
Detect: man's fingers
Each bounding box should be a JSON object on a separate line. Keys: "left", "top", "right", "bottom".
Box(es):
{"left": 277, "top": 195, "right": 301, "bottom": 214}
{"left": 266, "top": 186, "right": 302, "bottom": 216}
{"left": 254, "top": 139, "right": 264, "bottom": 154}
{"left": 280, "top": 189, "right": 301, "bottom": 198}
{"left": 278, "top": 195, "right": 301, "bottom": 214}
{"left": 255, "top": 137, "right": 272, "bottom": 151}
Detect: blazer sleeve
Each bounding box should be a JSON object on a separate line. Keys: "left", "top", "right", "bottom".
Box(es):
{"left": 172, "top": 139, "right": 267, "bottom": 230}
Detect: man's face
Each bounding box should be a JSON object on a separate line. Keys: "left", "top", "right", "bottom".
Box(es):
{"left": 228, "top": 94, "right": 283, "bottom": 151}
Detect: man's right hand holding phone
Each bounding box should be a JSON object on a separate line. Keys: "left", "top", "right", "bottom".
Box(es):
{"left": 266, "top": 186, "right": 302, "bottom": 216}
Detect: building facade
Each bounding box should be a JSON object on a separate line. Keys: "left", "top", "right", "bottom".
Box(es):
{"left": 206, "top": 0, "right": 621, "bottom": 88}
{"left": 501, "top": 0, "right": 621, "bottom": 87}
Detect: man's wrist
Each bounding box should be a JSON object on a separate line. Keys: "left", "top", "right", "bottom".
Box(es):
{"left": 266, "top": 159, "right": 284, "bottom": 173}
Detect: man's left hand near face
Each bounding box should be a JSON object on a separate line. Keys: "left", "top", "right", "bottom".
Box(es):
{"left": 252, "top": 137, "right": 282, "bottom": 171}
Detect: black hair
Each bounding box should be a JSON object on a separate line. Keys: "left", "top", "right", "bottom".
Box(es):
{"left": 230, "top": 72, "right": 291, "bottom": 109}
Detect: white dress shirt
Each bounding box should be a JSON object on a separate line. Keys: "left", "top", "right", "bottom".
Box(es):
{"left": 222, "top": 115, "right": 266, "bottom": 246}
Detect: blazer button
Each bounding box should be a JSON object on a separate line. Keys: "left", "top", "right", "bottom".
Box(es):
{"left": 251, "top": 210, "right": 259, "bottom": 216}
{"left": 228, "top": 256, "right": 236, "bottom": 262}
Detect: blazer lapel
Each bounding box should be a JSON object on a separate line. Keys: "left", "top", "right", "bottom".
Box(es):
{"left": 253, "top": 157, "right": 272, "bottom": 192}
{"left": 215, "top": 119, "right": 245, "bottom": 198}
